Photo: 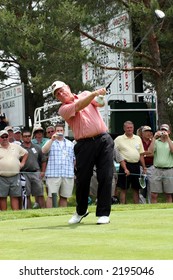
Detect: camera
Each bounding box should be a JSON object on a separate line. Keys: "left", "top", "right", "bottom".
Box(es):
{"left": 55, "top": 132, "right": 63, "bottom": 137}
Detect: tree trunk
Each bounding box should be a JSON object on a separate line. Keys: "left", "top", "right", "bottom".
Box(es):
{"left": 156, "top": 75, "right": 170, "bottom": 127}
{"left": 18, "top": 66, "right": 44, "bottom": 128}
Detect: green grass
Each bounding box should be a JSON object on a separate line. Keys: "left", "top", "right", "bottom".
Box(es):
{"left": 1, "top": 203, "right": 173, "bottom": 260}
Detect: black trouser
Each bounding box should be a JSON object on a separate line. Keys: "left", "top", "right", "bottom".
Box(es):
{"left": 74, "top": 133, "right": 114, "bottom": 217}
{"left": 117, "top": 162, "right": 141, "bottom": 190}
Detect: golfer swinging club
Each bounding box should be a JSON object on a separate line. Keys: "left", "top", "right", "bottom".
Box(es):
{"left": 51, "top": 81, "right": 114, "bottom": 224}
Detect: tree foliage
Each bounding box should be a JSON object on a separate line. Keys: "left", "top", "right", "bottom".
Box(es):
{"left": 0, "top": 0, "right": 173, "bottom": 127}
{"left": 122, "top": 0, "right": 173, "bottom": 126}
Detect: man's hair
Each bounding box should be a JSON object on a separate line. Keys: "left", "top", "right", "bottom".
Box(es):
{"left": 21, "top": 128, "right": 31, "bottom": 136}
{"left": 55, "top": 123, "right": 65, "bottom": 129}
{"left": 123, "top": 120, "right": 134, "bottom": 128}
{"left": 46, "top": 125, "right": 55, "bottom": 131}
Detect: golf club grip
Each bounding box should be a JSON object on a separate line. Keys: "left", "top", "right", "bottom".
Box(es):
{"left": 106, "top": 83, "right": 111, "bottom": 91}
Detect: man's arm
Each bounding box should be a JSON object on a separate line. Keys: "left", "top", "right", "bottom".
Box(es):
{"left": 75, "top": 88, "right": 106, "bottom": 112}
{"left": 42, "top": 139, "right": 53, "bottom": 154}
{"left": 40, "top": 161, "right": 47, "bottom": 179}
{"left": 42, "top": 133, "right": 59, "bottom": 154}
{"left": 167, "top": 137, "right": 173, "bottom": 152}
{"left": 20, "top": 153, "right": 28, "bottom": 169}
{"left": 148, "top": 131, "right": 160, "bottom": 153}
{"left": 140, "top": 154, "right": 147, "bottom": 173}
{"left": 164, "top": 133, "right": 173, "bottom": 152}
{"left": 119, "top": 160, "right": 130, "bottom": 176}
{"left": 114, "top": 146, "right": 130, "bottom": 176}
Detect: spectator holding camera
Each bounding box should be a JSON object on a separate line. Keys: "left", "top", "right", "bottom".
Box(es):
{"left": 42, "top": 124, "right": 75, "bottom": 208}
{"left": 148, "top": 124, "right": 173, "bottom": 203}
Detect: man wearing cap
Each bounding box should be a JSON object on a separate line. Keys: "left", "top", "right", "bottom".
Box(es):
{"left": 31, "top": 126, "right": 49, "bottom": 208}
{"left": 13, "top": 127, "right": 22, "bottom": 145}
{"left": 21, "top": 129, "right": 47, "bottom": 208}
{"left": 32, "top": 126, "right": 49, "bottom": 147}
{"left": 0, "top": 130, "right": 28, "bottom": 210}
{"left": 5, "top": 126, "right": 15, "bottom": 142}
{"left": 140, "top": 125, "right": 154, "bottom": 203}
{"left": 148, "top": 124, "right": 173, "bottom": 203}
{"left": 51, "top": 80, "right": 114, "bottom": 224}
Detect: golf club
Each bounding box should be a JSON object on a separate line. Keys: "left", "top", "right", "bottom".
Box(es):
{"left": 105, "top": 9, "right": 165, "bottom": 91}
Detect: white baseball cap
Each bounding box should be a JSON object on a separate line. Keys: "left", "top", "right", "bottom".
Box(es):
{"left": 0, "top": 130, "right": 8, "bottom": 137}
{"left": 5, "top": 126, "right": 13, "bottom": 132}
{"left": 51, "top": 81, "right": 66, "bottom": 96}
{"left": 13, "top": 127, "right": 21, "bottom": 134}
{"left": 160, "top": 124, "right": 170, "bottom": 131}
{"left": 142, "top": 126, "right": 152, "bottom": 132}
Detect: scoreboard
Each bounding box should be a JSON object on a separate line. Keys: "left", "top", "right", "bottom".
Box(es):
{"left": 81, "top": 12, "right": 135, "bottom": 102}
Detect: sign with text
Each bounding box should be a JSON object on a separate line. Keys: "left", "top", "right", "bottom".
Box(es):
{"left": 0, "top": 83, "right": 25, "bottom": 126}
{"left": 81, "top": 12, "right": 135, "bottom": 102}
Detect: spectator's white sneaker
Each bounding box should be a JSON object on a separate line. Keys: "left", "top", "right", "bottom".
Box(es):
{"left": 97, "top": 216, "right": 110, "bottom": 224}
{"left": 139, "top": 193, "right": 146, "bottom": 204}
{"left": 68, "top": 211, "right": 89, "bottom": 224}
{"left": 33, "top": 202, "right": 40, "bottom": 209}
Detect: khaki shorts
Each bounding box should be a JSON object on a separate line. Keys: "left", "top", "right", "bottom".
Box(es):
{"left": 46, "top": 177, "right": 74, "bottom": 198}
{"left": 150, "top": 167, "right": 173, "bottom": 193}
{"left": 0, "top": 174, "right": 21, "bottom": 197}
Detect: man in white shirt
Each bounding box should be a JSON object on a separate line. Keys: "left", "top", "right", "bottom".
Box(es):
{"left": 0, "top": 130, "right": 28, "bottom": 210}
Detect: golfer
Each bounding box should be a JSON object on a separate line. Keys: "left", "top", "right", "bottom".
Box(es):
{"left": 51, "top": 81, "right": 114, "bottom": 224}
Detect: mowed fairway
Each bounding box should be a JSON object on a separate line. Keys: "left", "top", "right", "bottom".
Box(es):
{"left": 0, "top": 204, "right": 173, "bottom": 260}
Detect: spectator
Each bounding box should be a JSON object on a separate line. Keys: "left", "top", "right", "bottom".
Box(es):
{"left": 136, "top": 126, "right": 143, "bottom": 138}
{"left": 21, "top": 129, "right": 47, "bottom": 208}
{"left": 13, "top": 127, "right": 22, "bottom": 145}
{"left": 90, "top": 146, "right": 130, "bottom": 204}
{"left": 5, "top": 126, "right": 15, "bottom": 142}
{"left": 44, "top": 125, "right": 56, "bottom": 196}
{"left": 139, "top": 126, "right": 154, "bottom": 203}
{"left": 112, "top": 146, "right": 130, "bottom": 203}
{"left": 32, "top": 126, "right": 49, "bottom": 147}
{"left": 51, "top": 80, "right": 114, "bottom": 224}
{"left": 0, "top": 113, "right": 8, "bottom": 130}
{"left": 42, "top": 124, "right": 75, "bottom": 208}
{"left": 114, "top": 121, "right": 146, "bottom": 204}
{"left": 31, "top": 126, "right": 49, "bottom": 208}
{"left": 0, "top": 130, "right": 28, "bottom": 210}
{"left": 46, "top": 125, "right": 55, "bottom": 139}
{"left": 148, "top": 124, "right": 173, "bottom": 203}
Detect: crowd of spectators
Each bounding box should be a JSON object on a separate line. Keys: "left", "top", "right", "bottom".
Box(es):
{"left": 0, "top": 119, "right": 172, "bottom": 211}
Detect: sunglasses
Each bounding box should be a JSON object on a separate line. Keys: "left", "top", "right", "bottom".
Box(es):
{"left": 47, "top": 131, "right": 54, "bottom": 133}
{"left": 1, "top": 135, "right": 8, "bottom": 139}
{"left": 23, "top": 135, "right": 31, "bottom": 137}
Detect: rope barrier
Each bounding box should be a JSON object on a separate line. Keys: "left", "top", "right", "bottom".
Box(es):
{"left": 0, "top": 170, "right": 173, "bottom": 179}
